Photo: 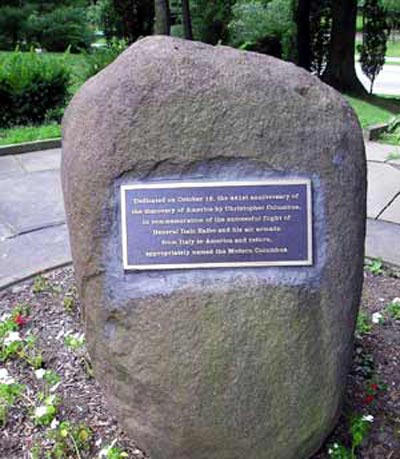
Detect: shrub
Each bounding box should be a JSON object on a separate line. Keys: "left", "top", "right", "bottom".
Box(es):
{"left": 96, "top": 0, "right": 154, "bottom": 44}
{"left": 380, "top": 115, "right": 400, "bottom": 144}
{"left": 382, "top": 0, "right": 400, "bottom": 36}
{"left": 96, "top": 0, "right": 125, "bottom": 42}
{"left": 0, "top": 4, "right": 92, "bottom": 52}
{"left": 239, "top": 36, "right": 283, "bottom": 58}
{"left": 228, "top": 0, "right": 295, "bottom": 59}
{"left": 27, "top": 7, "right": 93, "bottom": 52}
{"left": 387, "top": 116, "right": 400, "bottom": 134}
{"left": 113, "top": 0, "right": 154, "bottom": 44}
{"left": 191, "top": 0, "right": 234, "bottom": 45}
{"left": 0, "top": 51, "right": 70, "bottom": 128}
{"left": 83, "top": 38, "right": 127, "bottom": 79}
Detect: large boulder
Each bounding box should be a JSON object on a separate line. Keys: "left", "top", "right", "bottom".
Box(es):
{"left": 62, "top": 36, "right": 366, "bottom": 459}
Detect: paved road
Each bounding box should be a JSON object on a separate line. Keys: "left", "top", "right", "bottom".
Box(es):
{"left": 0, "top": 144, "right": 400, "bottom": 288}
{"left": 356, "top": 62, "right": 400, "bottom": 96}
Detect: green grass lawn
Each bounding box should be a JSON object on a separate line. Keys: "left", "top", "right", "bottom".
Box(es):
{"left": 386, "top": 40, "right": 400, "bottom": 58}
{"left": 0, "top": 124, "right": 61, "bottom": 146}
{"left": 346, "top": 95, "right": 400, "bottom": 129}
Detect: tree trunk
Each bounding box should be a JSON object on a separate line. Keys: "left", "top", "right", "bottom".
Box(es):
{"left": 322, "top": 0, "right": 366, "bottom": 94}
{"left": 296, "top": 0, "right": 312, "bottom": 70}
{"left": 154, "top": 0, "right": 170, "bottom": 35}
{"left": 182, "top": 0, "right": 193, "bottom": 40}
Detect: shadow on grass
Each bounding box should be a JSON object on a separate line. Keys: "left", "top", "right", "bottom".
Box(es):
{"left": 345, "top": 93, "right": 399, "bottom": 129}
{"left": 357, "top": 94, "right": 400, "bottom": 116}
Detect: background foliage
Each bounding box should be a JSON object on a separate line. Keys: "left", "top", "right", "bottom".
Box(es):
{"left": 0, "top": 0, "right": 92, "bottom": 52}
{"left": 309, "top": 0, "right": 332, "bottom": 76}
{"left": 0, "top": 51, "right": 70, "bottom": 127}
{"left": 228, "top": 0, "right": 294, "bottom": 59}
{"left": 359, "top": 0, "right": 390, "bottom": 93}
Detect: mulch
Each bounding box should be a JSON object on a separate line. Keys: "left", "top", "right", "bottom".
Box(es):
{"left": 0, "top": 266, "right": 399, "bottom": 459}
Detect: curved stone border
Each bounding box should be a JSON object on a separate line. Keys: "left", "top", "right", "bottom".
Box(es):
{"left": 0, "top": 261, "right": 73, "bottom": 292}
{"left": 0, "top": 223, "right": 71, "bottom": 291}
{"left": 0, "top": 138, "right": 61, "bottom": 157}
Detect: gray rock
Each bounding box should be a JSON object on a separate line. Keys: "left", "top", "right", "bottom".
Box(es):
{"left": 62, "top": 36, "right": 366, "bottom": 459}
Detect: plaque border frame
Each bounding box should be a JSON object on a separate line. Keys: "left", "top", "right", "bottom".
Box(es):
{"left": 121, "top": 179, "right": 313, "bottom": 270}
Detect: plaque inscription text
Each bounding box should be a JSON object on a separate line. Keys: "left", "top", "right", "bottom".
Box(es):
{"left": 121, "top": 180, "right": 312, "bottom": 270}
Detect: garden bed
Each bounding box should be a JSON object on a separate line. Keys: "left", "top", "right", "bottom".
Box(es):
{"left": 0, "top": 266, "right": 399, "bottom": 458}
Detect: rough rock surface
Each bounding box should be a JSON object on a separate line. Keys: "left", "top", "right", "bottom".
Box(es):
{"left": 62, "top": 36, "right": 366, "bottom": 459}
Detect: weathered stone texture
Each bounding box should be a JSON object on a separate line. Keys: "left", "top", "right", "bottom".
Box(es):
{"left": 62, "top": 36, "right": 366, "bottom": 459}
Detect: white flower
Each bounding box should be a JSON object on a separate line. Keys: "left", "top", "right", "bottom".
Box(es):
{"left": 34, "top": 369, "right": 46, "bottom": 380}
{"left": 372, "top": 312, "right": 383, "bottom": 324}
{"left": 50, "top": 417, "right": 59, "bottom": 429}
{"left": 0, "top": 313, "right": 11, "bottom": 323}
{"left": 3, "top": 331, "right": 22, "bottom": 346}
{"left": 362, "top": 414, "right": 374, "bottom": 423}
{"left": 34, "top": 405, "right": 48, "bottom": 419}
{"left": 392, "top": 297, "right": 400, "bottom": 305}
{"left": 0, "top": 368, "right": 15, "bottom": 385}
{"left": 99, "top": 439, "right": 118, "bottom": 458}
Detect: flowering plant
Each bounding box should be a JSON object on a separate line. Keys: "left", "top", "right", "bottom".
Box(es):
{"left": 387, "top": 297, "right": 400, "bottom": 320}
{"left": 0, "top": 368, "right": 25, "bottom": 426}
{"left": 13, "top": 314, "right": 28, "bottom": 327}
{"left": 328, "top": 413, "right": 374, "bottom": 459}
{"left": 99, "top": 439, "right": 128, "bottom": 458}
{"left": 34, "top": 394, "right": 59, "bottom": 426}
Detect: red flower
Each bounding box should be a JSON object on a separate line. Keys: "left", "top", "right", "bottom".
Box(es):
{"left": 363, "top": 394, "right": 375, "bottom": 405}
{"left": 13, "top": 314, "right": 27, "bottom": 327}
{"left": 370, "top": 383, "right": 379, "bottom": 392}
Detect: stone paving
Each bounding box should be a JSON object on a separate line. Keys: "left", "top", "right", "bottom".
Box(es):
{"left": 0, "top": 143, "right": 399, "bottom": 288}
{"left": 366, "top": 142, "right": 400, "bottom": 222}
{"left": 0, "top": 150, "right": 70, "bottom": 287}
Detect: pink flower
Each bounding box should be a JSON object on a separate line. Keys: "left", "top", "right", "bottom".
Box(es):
{"left": 363, "top": 394, "right": 375, "bottom": 405}
{"left": 13, "top": 314, "right": 27, "bottom": 327}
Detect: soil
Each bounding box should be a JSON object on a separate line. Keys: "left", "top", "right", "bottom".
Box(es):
{"left": 0, "top": 267, "right": 399, "bottom": 459}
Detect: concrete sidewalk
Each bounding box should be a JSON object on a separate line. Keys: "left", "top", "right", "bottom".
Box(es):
{"left": 0, "top": 142, "right": 400, "bottom": 288}
{"left": 0, "top": 150, "right": 70, "bottom": 288}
